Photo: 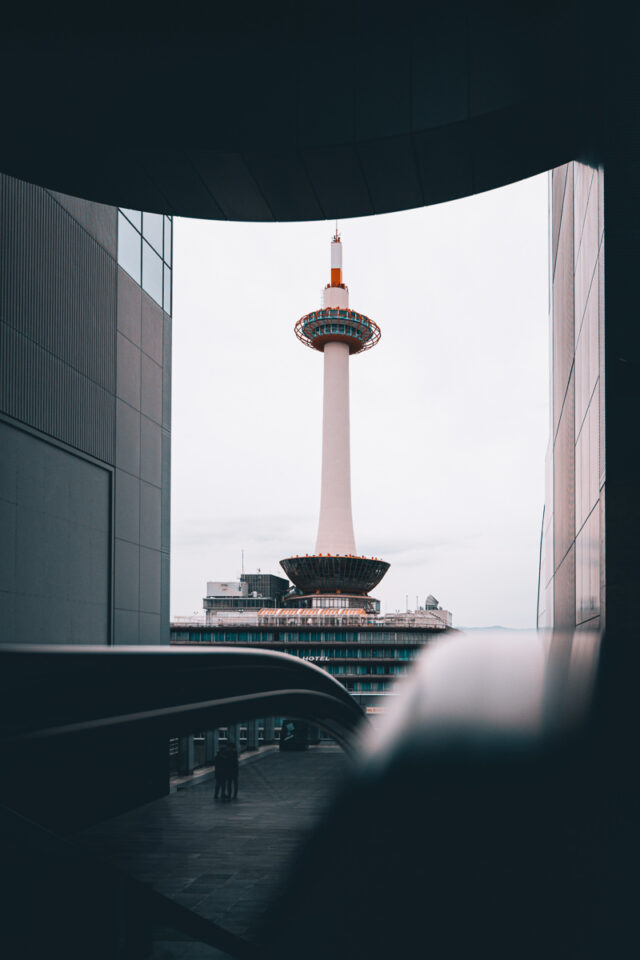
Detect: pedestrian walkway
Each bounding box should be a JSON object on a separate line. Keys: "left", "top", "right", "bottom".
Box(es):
{"left": 76, "top": 745, "right": 348, "bottom": 958}
{"left": 170, "top": 744, "right": 279, "bottom": 792}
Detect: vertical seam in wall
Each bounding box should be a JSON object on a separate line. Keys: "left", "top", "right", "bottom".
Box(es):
{"left": 574, "top": 165, "right": 596, "bottom": 267}
{"left": 0, "top": 176, "right": 116, "bottom": 463}
{"left": 553, "top": 356, "right": 575, "bottom": 446}
{"left": 112, "top": 215, "right": 120, "bottom": 644}
{"left": 574, "top": 230, "right": 603, "bottom": 346}
{"left": 109, "top": 468, "right": 115, "bottom": 645}
{"left": 552, "top": 164, "right": 569, "bottom": 281}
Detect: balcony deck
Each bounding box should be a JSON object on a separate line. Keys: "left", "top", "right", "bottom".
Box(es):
{"left": 76, "top": 745, "right": 347, "bottom": 958}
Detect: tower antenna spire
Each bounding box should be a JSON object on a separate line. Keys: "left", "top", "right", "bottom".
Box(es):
{"left": 281, "top": 219, "right": 388, "bottom": 608}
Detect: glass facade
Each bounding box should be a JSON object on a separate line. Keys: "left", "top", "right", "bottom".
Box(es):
{"left": 539, "top": 162, "right": 604, "bottom": 630}
{"left": 170, "top": 625, "right": 435, "bottom": 700}
{"left": 204, "top": 597, "right": 268, "bottom": 610}
{"left": 240, "top": 573, "right": 289, "bottom": 605}
{"left": 117, "top": 208, "right": 173, "bottom": 313}
{"left": 286, "top": 595, "right": 381, "bottom": 613}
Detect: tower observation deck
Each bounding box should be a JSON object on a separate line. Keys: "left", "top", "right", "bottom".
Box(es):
{"left": 281, "top": 230, "right": 389, "bottom": 604}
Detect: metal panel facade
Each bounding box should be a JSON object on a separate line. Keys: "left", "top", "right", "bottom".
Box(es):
{"left": 0, "top": 173, "right": 171, "bottom": 645}
{"left": 540, "top": 161, "right": 604, "bottom": 631}
{"left": 0, "top": 176, "right": 116, "bottom": 462}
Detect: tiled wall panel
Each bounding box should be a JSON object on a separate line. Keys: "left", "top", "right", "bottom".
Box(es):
{"left": 0, "top": 176, "right": 116, "bottom": 463}
{"left": 0, "top": 420, "right": 110, "bottom": 643}
{"left": 113, "top": 272, "right": 171, "bottom": 645}
{"left": 0, "top": 174, "right": 171, "bottom": 646}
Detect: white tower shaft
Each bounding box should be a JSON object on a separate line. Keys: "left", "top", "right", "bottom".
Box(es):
{"left": 315, "top": 340, "right": 357, "bottom": 555}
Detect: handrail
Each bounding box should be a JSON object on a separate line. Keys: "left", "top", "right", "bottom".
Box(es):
{"left": 0, "top": 630, "right": 613, "bottom": 959}
{"left": 0, "top": 644, "right": 366, "bottom": 957}
{"left": 259, "top": 628, "right": 609, "bottom": 960}
{"left": 0, "top": 644, "right": 365, "bottom": 752}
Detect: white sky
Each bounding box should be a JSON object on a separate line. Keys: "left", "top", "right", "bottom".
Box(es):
{"left": 170, "top": 173, "right": 549, "bottom": 628}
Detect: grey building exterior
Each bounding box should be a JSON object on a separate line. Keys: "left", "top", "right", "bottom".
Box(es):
{"left": 171, "top": 613, "right": 451, "bottom": 711}
{"left": 538, "top": 162, "right": 605, "bottom": 631}
{"left": 203, "top": 574, "right": 290, "bottom": 619}
{"left": 540, "top": 148, "right": 640, "bottom": 639}
{"left": 0, "top": 175, "right": 172, "bottom": 645}
{"left": 240, "top": 572, "right": 290, "bottom": 604}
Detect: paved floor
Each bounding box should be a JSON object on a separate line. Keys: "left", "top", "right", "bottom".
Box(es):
{"left": 77, "top": 745, "right": 348, "bottom": 959}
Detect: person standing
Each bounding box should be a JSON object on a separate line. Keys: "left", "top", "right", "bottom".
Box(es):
{"left": 213, "top": 745, "right": 228, "bottom": 800}
{"left": 226, "top": 740, "right": 239, "bottom": 799}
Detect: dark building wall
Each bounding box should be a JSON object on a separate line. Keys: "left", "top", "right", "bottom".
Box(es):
{"left": 0, "top": 176, "right": 117, "bottom": 462}
{"left": 601, "top": 155, "right": 640, "bottom": 636}
{"left": 240, "top": 573, "right": 290, "bottom": 605}
{"left": 113, "top": 270, "right": 171, "bottom": 644}
{"left": 0, "top": 421, "right": 111, "bottom": 643}
{"left": 0, "top": 173, "right": 171, "bottom": 645}
{"left": 540, "top": 161, "right": 604, "bottom": 630}
{"left": 593, "top": 19, "right": 640, "bottom": 638}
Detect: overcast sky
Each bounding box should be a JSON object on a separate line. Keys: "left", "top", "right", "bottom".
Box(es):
{"left": 170, "top": 173, "right": 549, "bottom": 627}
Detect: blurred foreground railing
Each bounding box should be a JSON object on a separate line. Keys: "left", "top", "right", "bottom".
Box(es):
{"left": 2, "top": 629, "right": 636, "bottom": 960}
{"left": 0, "top": 645, "right": 365, "bottom": 958}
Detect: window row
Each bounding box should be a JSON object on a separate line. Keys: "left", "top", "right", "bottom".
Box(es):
{"left": 280, "top": 631, "right": 436, "bottom": 644}
{"left": 299, "top": 648, "right": 416, "bottom": 660}
{"left": 327, "top": 664, "right": 409, "bottom": 676}
{"left": 118, "top": 210, "right": 172, "bottom": 313}
{"left": 309, "top": 324, "right": 365, "bottom": 338}
{"left": 171, "top": 633, "right": 425, "bottom": 656}
{"left": 120, "top": 209, "right": 172, "bottom": 263}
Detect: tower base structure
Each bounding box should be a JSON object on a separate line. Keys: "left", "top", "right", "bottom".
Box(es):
{"left": 280, "top": 554, "right": 389, "bottom": 615}
{"left": 280, "top": 555, "right": 389, "bottom": 596}
{"left": 283, "top": 593, "right": 381, "bottom": 615}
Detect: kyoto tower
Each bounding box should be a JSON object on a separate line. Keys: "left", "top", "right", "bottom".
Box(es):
{"left": 280, "top": 229, "right": 389, "bottom": 611}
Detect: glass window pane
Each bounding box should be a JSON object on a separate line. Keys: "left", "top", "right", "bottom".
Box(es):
{"left": 142, "top": 240, "right": 163, "bottom": 306}
{"left": 143, "top": 212, "right": 164, "bottom": 255}
{"left": 120, "top": 208, "right": 142, "bottom": 231}
{"left": 164, "top": 216, "right": 172, "bottom": 266}
{"left": 117, "top": 212, "right": 141, "bottom": 284}
{"left": 163, "top": 264, "right": 172, "bottom": 314}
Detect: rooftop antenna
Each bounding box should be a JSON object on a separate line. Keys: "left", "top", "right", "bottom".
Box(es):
{"left": 241, "top": 549, "right": 244, "bottom": 577}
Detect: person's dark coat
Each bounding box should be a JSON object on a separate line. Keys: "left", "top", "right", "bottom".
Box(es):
{"left": 226, "top": 743, "right": 239, "bottom": 798}
{"left": 213, "top": 748, "right": 229, "bottom": 799}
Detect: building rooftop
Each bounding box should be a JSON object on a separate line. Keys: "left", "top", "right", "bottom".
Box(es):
{"left": 174, "top": 606, "right": 452, "bottom": 630}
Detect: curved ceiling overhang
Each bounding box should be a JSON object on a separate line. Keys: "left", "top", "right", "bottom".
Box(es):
{"left": 0, "top": 2, "right": 595, "bottom": 220}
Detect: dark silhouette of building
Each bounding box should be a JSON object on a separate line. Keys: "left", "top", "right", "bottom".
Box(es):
{"left": 241, "top": 573, "right": 290, "bottom": 604}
